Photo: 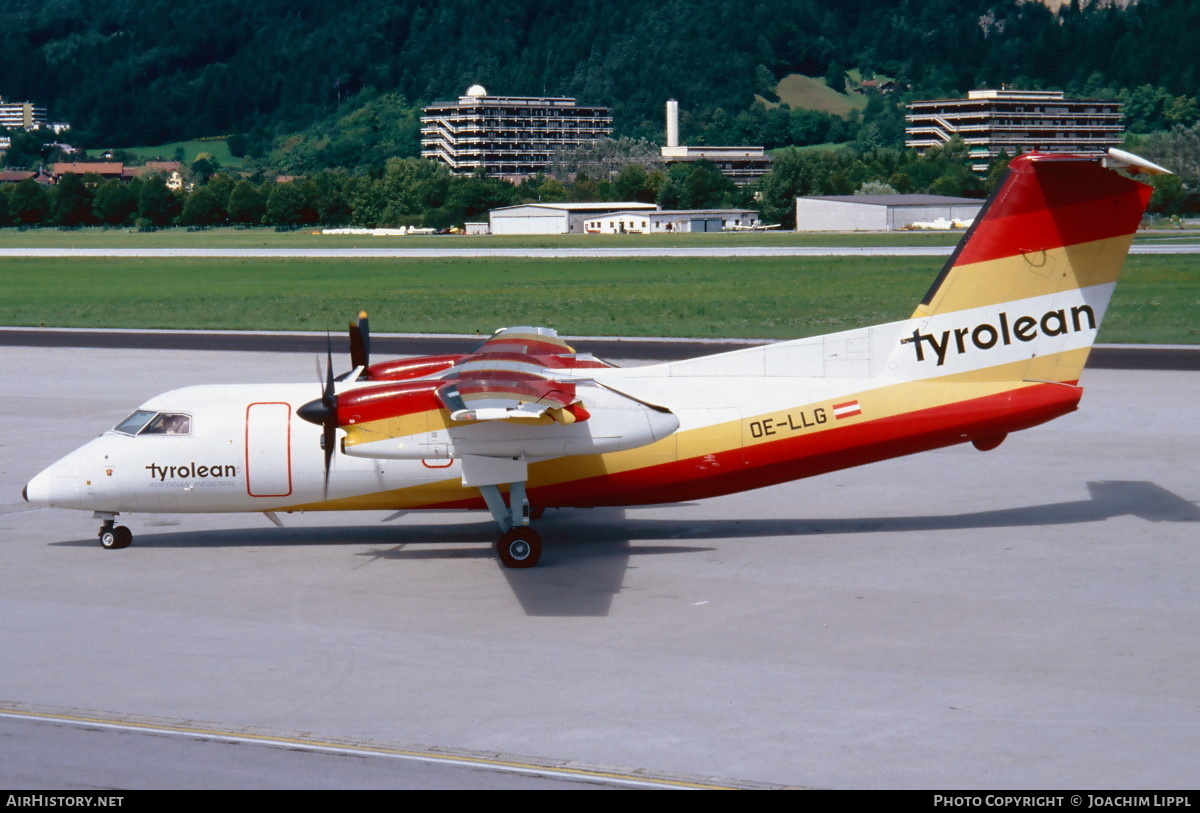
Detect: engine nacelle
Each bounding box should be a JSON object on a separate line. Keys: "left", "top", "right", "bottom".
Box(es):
{"left": 364, "top": 355, "right": 461, "bottom": 381}
{"left": 340, "top": 382, "right": 678, "bottom": 461}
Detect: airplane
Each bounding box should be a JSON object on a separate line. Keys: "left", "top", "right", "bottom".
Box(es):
{"left": 22, "top": 149, "right": 1169, "bottom": 568}
{"left": 725, "top": 223, "right": 782, "bottom": 231}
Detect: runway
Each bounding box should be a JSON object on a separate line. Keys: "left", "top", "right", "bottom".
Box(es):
{"left": 2, "top": 345, "right": 1198, "bottom": 788}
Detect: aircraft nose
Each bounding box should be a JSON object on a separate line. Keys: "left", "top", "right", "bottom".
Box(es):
{"left": 23, "top": 468, "right": 51, "bottom": 506}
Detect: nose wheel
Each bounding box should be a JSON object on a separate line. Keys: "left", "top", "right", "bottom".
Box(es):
{"left": 97, "top": 516, "right": 132, "bottom": 550}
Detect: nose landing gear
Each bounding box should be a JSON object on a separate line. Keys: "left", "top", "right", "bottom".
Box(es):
{"left": 96, "top": 514, "right": 132, "bottom": 550}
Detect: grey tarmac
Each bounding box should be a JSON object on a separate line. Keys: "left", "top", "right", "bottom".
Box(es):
{"left": 1, "top": 345, "right": 1198, "bottom": 789}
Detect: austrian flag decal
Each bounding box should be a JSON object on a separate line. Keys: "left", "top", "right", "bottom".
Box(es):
{"left": 832, "top": 400, "right": 862, "bottom": 420}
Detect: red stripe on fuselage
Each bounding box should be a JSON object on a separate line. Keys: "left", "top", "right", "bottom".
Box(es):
{"left": 410, "top": 381, "right": 1083, "bottom": 511}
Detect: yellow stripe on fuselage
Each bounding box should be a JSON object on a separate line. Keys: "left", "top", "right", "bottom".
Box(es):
{"left": 285, "top": 347, "right": 1087, "bottom": 512}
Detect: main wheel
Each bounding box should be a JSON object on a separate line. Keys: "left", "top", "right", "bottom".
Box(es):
{"left": 496, "top": 527, "right": 541, "bottom": 569}
{"left": 99, "top": 525, "right": 132, "bottom": 550}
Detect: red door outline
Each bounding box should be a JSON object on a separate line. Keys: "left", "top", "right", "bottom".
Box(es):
{"left": 245, "top": 402, "right": 293, "bottom": 497}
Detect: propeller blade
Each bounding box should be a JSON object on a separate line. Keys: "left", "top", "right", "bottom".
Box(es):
{"left": 348, "top": 310, "right": 370, "bottom": 372}
{"left": 322, "top": 338, "right": 336, "bottom": 498}
{"left": 298, "top": 336, "right": 341, "bottom": 500}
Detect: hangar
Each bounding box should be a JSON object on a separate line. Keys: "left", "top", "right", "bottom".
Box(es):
{"left": 489, "top": 202, "right": 657, "bottom": 235}
{"left": 795, "top": 194, "right": 983, "bottom": 232}
{"left": 584, "top": 209, "right": 761, "bottom": 234}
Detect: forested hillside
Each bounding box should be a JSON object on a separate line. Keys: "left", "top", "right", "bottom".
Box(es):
{"left": 1, "top": 0, "right": 1197, "bottom": 150}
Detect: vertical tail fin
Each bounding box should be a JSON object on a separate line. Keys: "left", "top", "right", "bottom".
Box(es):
{"left": 898, "top": 150, "right": 1166, "bottom": 383}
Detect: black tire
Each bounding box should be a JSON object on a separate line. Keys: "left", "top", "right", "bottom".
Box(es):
{"left": 99, "top": 525, "right": 132, "bottom": 550}
{"left": 496, "top": 527, "right": 541, "bottom": 569}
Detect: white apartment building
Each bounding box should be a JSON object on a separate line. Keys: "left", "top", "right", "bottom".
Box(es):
{"left": 906, "top": 89, "right": 1123, "bottom": 172}
{"left": 422, "top": 85, "right": 613, "bottom": 180}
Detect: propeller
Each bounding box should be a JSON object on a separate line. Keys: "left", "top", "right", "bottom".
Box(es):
{"left": 297, "top": 337, "right": 339, "bottom": 498}
{"left": 298, "top": 312, "right": 371, "bottom": 498}
{"left": 348, "top": 310, "right": 370, "bottom": 374}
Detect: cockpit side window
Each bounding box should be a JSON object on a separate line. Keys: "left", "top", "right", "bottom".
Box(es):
{"left": 113, "top": 410, "right": 157, "bottom": 435}
{"left": 140, "top": 413, "right": 192, "bottom": 435}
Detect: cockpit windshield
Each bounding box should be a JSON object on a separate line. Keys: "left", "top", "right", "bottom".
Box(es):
{"left": 112, "top": 410, "right": 192, "bottom": 436}
{"left": 112, "top": 410, "right": 156, "bottom": 435}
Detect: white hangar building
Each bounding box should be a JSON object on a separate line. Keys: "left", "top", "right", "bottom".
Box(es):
{"left": 488, "top": 202, "right": 656, "bottom": 235}
{"left": 584, "top": 209, "right": 761, "bottom": 234}
{"left": 795, "top": 194, "right": 984, "bottom": 232}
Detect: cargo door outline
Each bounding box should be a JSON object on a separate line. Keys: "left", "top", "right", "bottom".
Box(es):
{"left": 245, "top": 402, "right": 293, "bottom": 497}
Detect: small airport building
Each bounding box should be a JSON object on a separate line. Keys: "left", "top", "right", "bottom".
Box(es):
{"left": 795, "top": 194, "right": 984, "bottom": 232}
{"left": 584, "top": 209, "right": 761, "bottom": 234}
{"left": 488, "top": 202, "right": 657, "bottom": 235}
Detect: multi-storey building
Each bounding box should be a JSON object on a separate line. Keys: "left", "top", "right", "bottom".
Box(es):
{"left": 906, "top": 89, "right": 1123, "bottom": 172}
{"left": 421, "top": 85, "right": 613, "bottom": 180}
{"left": 0, "top": 98, "right": 49, "bottom": 131}
{"left": 659, "top": 99, "right": 772, "bottom": 186}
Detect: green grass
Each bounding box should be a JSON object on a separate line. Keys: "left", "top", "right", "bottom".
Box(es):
{"left": 111, "top": 137, "right": 245, "bottom": 169}
{"left": 761, "top": 73, "right": 865, "bottom": 116}
{"left": 0, "top": 226, "right": 968, "bottom": 249}
{"left": 0, "top": 255, "right": 1196, "bottom": 343}
{"left": 2, "top": 225, "right": 1195, "bottom": 249}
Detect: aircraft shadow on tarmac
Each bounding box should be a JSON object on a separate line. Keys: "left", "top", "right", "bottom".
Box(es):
{"left": 43, "top": 480, "right": 1197, "bottom": 617}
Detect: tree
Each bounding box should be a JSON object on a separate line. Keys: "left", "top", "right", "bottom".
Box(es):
{"left": 2, "top": 128, "right": 57, "bottom": 169}
{"left": 181, "top": 186, "right": 224, "bottom": 226}
{"left": 227, "top": 180, "right": 267, "bottom": 225}
{"left": 138, "top": 175, "right": 181, "bottom": 226}
{"left": 310, "top": 170, "right": 353, "bottom": 226}
{"left": 614, "top": 163, "right": 662, "bottom": 203}
{"left": 190, "top": 155, "right": 218, "bottom": 184}
{"left": 681, "top": 160, "right": 736, "bottom": 209}
{"left": 446, "top": 170, "right": 520, "bottom": 224}
{"left": 9, "top": 179, "right": 49, "bottom": 225}
{"left": 375, "top": 158, "right": 451, "bottom": 224}
{"left": 825, "top": 62, "right": 847, "bottom": 94}
{"left": 265, "top": 182, "right": 310, "bottom": 227}
{"left": 549, "top": 138, "right": 662, "bottom": 183}
{"left": 348, "top": 176, "right": 388, "bottom": 227}
{"left": 92, "top": 180, "right": 137, "bottom": 225}
{"left": 1146, "top": 174, "right": 1189, "bottom": 216}
{"left": 757, "top": 148, "right": 836, "bottom": 227}
{"left": 51, "top": 173, "right": 94, "bottom": 226}
{"left": 855, "top": 181, "right": 898, "bottom": 196}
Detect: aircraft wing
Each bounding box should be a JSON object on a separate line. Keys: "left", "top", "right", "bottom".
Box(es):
{"left": 308, "top": 326, "right": 677, "bottom": 463}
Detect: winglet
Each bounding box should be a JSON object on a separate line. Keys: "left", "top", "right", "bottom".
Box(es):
{"left": 1104, "top": 148, "right": 1172, "bottom": 176}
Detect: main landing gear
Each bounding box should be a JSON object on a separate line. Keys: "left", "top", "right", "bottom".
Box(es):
{"left": 96, "top": 513, "right": 132, "bottom": 550}
{"left": 479, "top": 481, "right": 541, "bottom": 568}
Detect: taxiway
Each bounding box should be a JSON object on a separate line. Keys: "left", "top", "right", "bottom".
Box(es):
{"left": 1, "top": 345, "right": 1197, "bottom": 789}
